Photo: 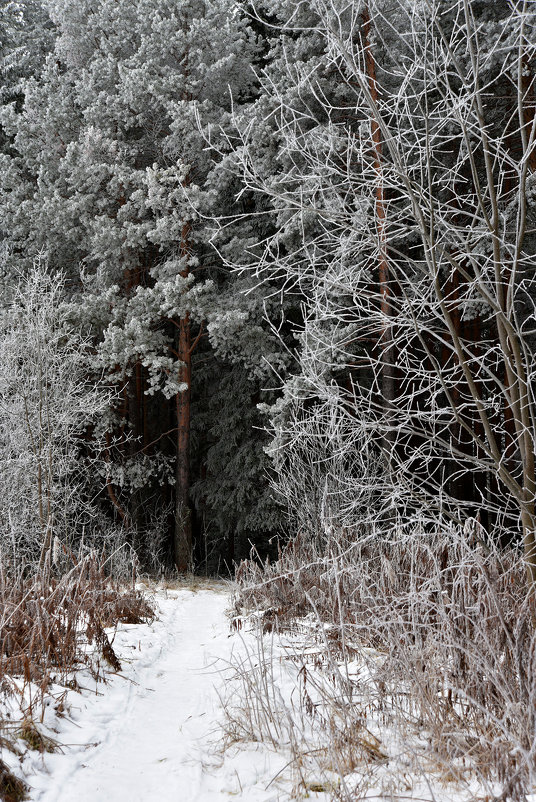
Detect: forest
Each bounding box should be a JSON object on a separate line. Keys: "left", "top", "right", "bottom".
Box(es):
{"left": 1, "top": 0, "right": 536, "bottom": 799}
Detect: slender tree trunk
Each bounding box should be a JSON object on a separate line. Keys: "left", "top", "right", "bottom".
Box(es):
{"left": 468, "top": 313, "right": 489, "bottom": 525}
{"left": 227, "top": 528, "right": 235, "bottom": 573}
{"left": 521, "top": 55, "right": 536, "bottom": 172}
{"left": 174, "top": 212, "right": 193, "bottom": 573}
{"left": 522, "top": 506, "right": 536, "bottom": 589}
{"left": 362, "top": 6, "right": 395, "bottom": 455}
{"left": 126, "top": 370, "right": 142, "bottom": 535}
{"left": 519, "top": 371, "right": 536, "bottom": 588}
{"left": 175, "top": 310, "right": 192, "bottom": 572}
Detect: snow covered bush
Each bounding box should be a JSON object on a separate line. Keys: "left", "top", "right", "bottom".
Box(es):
{"left": 0, "top": 261, "right": 111, "bottom": 568}
{"left": 233, "top": 526, "right": 536, "bottom": 799}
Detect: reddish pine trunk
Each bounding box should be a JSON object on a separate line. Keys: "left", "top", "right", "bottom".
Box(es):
{"left": 174, "top": 216, "right": 193, "bottom": 573}
{"left": 175, "top": 312, "right": 192, "bottom": 572}
{"left": 521, "top": 55, "right": 536, "bottom": 172}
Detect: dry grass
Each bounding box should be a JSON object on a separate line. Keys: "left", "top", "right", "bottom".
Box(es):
{"left": 16, "top": 719, "right": 58, "bottom": 754}
{"left": 0, "top": 759, "right": 28, "bottom": 802}
{"left": 231, "top": 529, "right": 536, "bottom": 800}
{"left": 0, "top": 551, "right": 154, "bottom": 793}
{"left": 0, "top": 553, "right": 153, "bottom": 689}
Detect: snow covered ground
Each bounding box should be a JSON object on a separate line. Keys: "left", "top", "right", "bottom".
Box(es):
{"left": 1, "top": 581, "right": 500, "bottom": 802}
{"left": 5, "top": 582, "right": 296, "bottom": 802}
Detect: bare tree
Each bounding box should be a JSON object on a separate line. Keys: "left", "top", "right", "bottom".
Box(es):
{"left": 223, "top": 0, "right": 536, "bottom": 586}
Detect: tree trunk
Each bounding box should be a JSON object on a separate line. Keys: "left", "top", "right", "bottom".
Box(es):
{"left": 362, "top": 6, "right": 395, "bottom": 455}
{"left": 174, "top": 312, "right": 192, "bottom": 572}
{"left": 521, "top": 498, "right": 536, "bottom": 590}
{"left": 174, "top": 208, "right": 193, "bottom": 572}
{"left": 520, "top": 54, "right": 536, "bottom": 172}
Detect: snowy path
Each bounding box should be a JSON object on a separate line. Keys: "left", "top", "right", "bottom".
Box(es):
{"left": 25, "top": 586, "right": 287, "bottom": 802}
{"left": 11, "top": 583, "right": 505, "bottom": 802}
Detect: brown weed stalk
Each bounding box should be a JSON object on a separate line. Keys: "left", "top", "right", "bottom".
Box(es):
{"left": 233, "top": 530, "right": 536, "bottom": 799}
{"left": 0, "top": 553, "right": 153, "bottom": 691}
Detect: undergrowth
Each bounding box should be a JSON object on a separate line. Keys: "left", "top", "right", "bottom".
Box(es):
{"left": 0, "top": 554, "right": 153, "bottom": 687}
{"left": 230, "top": 529, "right": 536, "bottom": 801}
{"left": 0, "top": 759, "right": 28, "bottom": 802}
{"left": 0, "top": 552, "right": 154, "bottom": 795}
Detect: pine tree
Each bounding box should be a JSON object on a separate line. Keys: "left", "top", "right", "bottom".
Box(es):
{"left": 0, "top": 0, "right": 282, "bottom": 569}
{"left": 0, "top": 0, "right": 52, "bottom": 106}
